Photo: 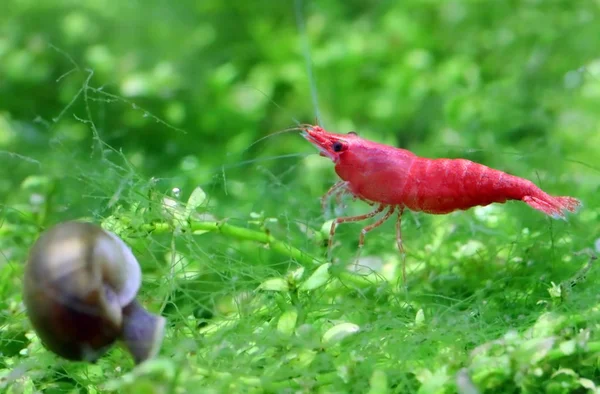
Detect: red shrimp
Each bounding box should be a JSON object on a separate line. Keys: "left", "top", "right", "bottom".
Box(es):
{"left": 302, "top": 125, "right": 581, "bottom": 281}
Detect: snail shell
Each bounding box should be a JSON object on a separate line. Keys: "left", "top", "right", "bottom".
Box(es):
{"left": 23, "top": 221, "right": 165, "bottom": 364}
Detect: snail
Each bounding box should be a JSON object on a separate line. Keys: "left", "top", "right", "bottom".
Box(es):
{"left": 23, "top": 221, "right": 166, "bottom": 364}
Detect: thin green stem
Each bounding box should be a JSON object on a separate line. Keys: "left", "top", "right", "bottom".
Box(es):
{"left": 289, "top": 287, "right": 304, "bottom": 326}
{"left": 139, "top": 220, "right": 322, "bottom": 267}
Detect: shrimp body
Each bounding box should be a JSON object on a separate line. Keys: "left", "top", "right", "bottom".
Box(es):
{"left": 302, "top": 125, "right": 581, "bottom": 280}
{"left": 339, "top": 152, "right": 578, "bottom": 218}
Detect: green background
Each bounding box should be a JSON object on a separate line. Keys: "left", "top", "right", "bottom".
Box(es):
{"left": 1, "top": 0, "right": 599, "bottom": 392}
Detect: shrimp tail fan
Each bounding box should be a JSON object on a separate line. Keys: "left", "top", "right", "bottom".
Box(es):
{"left": 523, "top": 194, "right": 582, "bottom": 220}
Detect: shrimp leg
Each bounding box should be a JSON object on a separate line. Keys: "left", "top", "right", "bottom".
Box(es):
{"left": 321, "top": 181, "right": 348, "bottom": 216}
{"left": 328, "top": 204, "right": 386, "bottom": 259}
{"left": 353, "top": 206, "right": 396, "bottom": 270}
{"left": 359, "top": 206, "right": 396, "bottom": 249}
{"left": 396, "top": 207, "right": 406, "bottom": 284}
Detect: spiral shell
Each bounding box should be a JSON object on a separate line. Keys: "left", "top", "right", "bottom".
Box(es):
{"left": 23, "top": 221, "right": 165, "bottom": 364}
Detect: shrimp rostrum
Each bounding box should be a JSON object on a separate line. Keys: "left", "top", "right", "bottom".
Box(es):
{"left": 302, "top": 125, "right": 581, "bottom": 280}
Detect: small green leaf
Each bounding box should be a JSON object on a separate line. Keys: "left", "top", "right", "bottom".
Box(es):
{"left": 277, "top": 309, "right": 298, "bottom": 336}
{"left": 21, "top": 175, "right": 51, "bottom": 190}
{"left": 547, "top": 281, "right": 562, "bottom": 299}
{"left": 258, "top": 278, "right": 289, "bottom": 292}
{"left": 579, "top": 378, "right": 596, "bottom": 390}
{"left": 185, "top": 186, "right": 207, "bottom": 218}
{"left": 249, "top": 211, "right": 263, "bottom": 220}
{"left": 198, "top": 317, "right": 239, "bottom": 336}
{"left": 368, "top": 369, "right": 388, "bottom": 394}
{"left": 162, "top": 197, "right": 188, "bottom": 225}
{"left": 415, "top": 366, "right": 451, "bottom": 394}
{"left": 288, "top": 348, "right": 317, "bottom": 369}
{"left": 238, "top": 376, "right": 261, "bottom": 386}
{"left": 288, "top": 266, "right": 305, "bottom": 283}
{"left": 453, "top": 240, "right": 485, "bottom": 259}
{"left": 551, "top": 368, "right": 578, "bottom": 378}
{"left": 415, "top": 308, "right": 425, "bottom": 327}
{"left": 101, "top": 215, "right": 128, "bottom": 237}
{"left": 528, "top": 312, "right": 567, "bottom": 337}
{"left": 320, "top": 220, "right": 334, "bottom": 237}
{"left": 321, "top": 322, "right": 360, "bottom": 347}
{"left": 559, "top": 339, "right": 576, "bottom": 356}
{"left": 299, "top": 263, "right": 331, "bottom": 291}
{"left": 101, "top": 357, "right": 176, "bottom": 391}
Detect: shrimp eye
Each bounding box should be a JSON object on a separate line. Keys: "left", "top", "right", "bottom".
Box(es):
{"left": 332, "top": 141, "right": 344, "bottom": 152}
{"left": 348, "top": 131, "right": 357, "bottom": 136}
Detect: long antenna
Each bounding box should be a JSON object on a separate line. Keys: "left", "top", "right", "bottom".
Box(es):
{"left": 294, "top": 0, "right": 324, "bottom": 128}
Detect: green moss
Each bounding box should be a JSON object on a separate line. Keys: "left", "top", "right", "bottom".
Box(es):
{"left": 1, "top": 0, "right": 599, "bottom": 392}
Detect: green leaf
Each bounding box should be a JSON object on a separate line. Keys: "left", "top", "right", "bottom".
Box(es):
{"left": 528, "top": 313, "right": 567, "bottom": 337}
{"left": 415, "top": 308, "right": 425, "bottom": 327}
{"left": 20, "top": 175, "right": 51, "bottom": 190}
{"left": 198, "top": 317, "right": 239, "bottom": 336}
{"left": 287, "top": 348, "right": 317, "bottom": 369}
{"left": 258, "top": 278, "right": 289, "bottom": 292}
{"left": 415, "top": 366, "right": 451, "bottom": 394}
{"left": 288, "top": 266, "right": 305, "bottom": 283}
{"left": 547, "top": 281, "right": 562, "bottom": 299}
{"left": 161, "top": 197, "right": 188, "bottom": 226}
{"left": 453, "top": 240, "right": 486, "bottom": 259}
{"left": 101, "top": 358, "right": 176, "bottom": 391}
{"left": 277, "top": 308, "right": 298, "bottom": 336}
{"left": 559, "top": 339, "right": 577, "bottom": 356}
{"left": 368, "top": 369, "right": 389, "bottom": 394}
{"left": 185, "top": 186, "right": 207, "bottom": 218}
{"left": 578, "top": 378, "right": 597, "bottom": 391}
{"left": 321, "top": 322, "right": 360, "bottom": 347}
{"left": 550, "top": 368, "right": 578, "bottom": 379}
{"left": 299, "top": 263, "right": 331, "bottom": 291}
{"left": 101, "top": 215, "right": 129, "bottom": 237}
{"left": 320, "top": 220, "right": 334, "bottom": 237}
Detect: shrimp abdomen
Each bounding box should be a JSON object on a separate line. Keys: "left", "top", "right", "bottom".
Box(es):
{"left": 401, "top": 157, "right": 581, "bottom": 218}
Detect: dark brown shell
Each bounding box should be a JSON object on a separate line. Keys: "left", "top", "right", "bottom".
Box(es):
{"left": 23, "top": 277, "right": 121, "bottom": 361}
{"left": 23, "top": 221, "right": 142, "bottom": 362}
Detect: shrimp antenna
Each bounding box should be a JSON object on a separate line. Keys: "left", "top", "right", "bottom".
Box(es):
{"left": 241, "top": 126, "right": 306, "bottom": 154}
{"left": 294, "top": 0, "right": 324, "bottom": 129}
{"left": 245, "top": 84, "right": 301, "bottom": 126}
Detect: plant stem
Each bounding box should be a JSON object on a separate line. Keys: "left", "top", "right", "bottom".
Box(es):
{"left": 140, "top": 220, "right": 322, "bottom": 267}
